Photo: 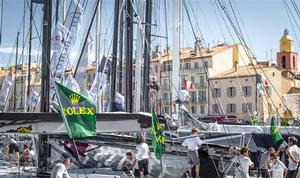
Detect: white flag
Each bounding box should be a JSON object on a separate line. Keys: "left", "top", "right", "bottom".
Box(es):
{"left": 115, "top": 92, "right": 125, "bottom": 107}
{"left": 0, "top": 77, "right": 12, "bottom": 106}
{"left": 51, "top": 0, "right": 84, "bottom": 77}
{"left": 64, "top": 74, "right": 81, "bottom": 93}
{"left": 75, "top": 35, "right": 93, "bottom": 89}
{"left": 65, "top": 0, "right": 84, "bottom": 46}
{"left": 51, "top": 22, "right": 70, "bottom": 50}
{"left": 257, "top": 83, "right": 264, "bottom": 95}
{"left": 27, "top": 89, "right": 40, "bottom": 107}
{"left": 89, "top": 73, "right": 107, "bottom": 100}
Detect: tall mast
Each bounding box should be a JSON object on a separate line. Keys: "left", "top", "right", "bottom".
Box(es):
{"left": 95, "top": 0, "right": 102, "bottom": 111}
{"left": 172, "top": 0, "right": 180, "bottom": 112}
{"left": 38, "top": 0, "right": 52, "bottom": 175}
{"left": 125, "top": 0, "right": 133, "bottom": 112}
{"left": 142, "top": 0, "right": 152, "bottom": 112}
{"left": 40, "top": 0, "right": 51, "bottom": 112}
{"left": 118, "top": 5, "right": 124, "bottom": 93}
{"left": 13, "top": 32, "right": 20, "bottom": 112}
{"left": 26, "top": 0, "right": 33, "bottom": 112}
{"left": 134, "top": 0, "right": 145, "bottom": 112}
{"left": 110, "top": 0, "right": 120, "bottom": 111}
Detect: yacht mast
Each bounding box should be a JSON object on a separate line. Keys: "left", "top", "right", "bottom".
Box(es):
{"left": 134, "top": 0, "right": 145, "bottom": 112}
{"left": 110, "top": 0, "right": 121, "bottom": 111}
{"left": 125, "top": 0, "right": 133, "bottom": 112}
{"left": 143, "top": 0, "right": 152, "bottom": 112}
{"left": 172, "top": 0, "right": 181, "bottom": 112}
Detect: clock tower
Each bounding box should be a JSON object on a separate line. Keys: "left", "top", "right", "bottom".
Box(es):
{"left": 277, "top": 29, "right": 298, "bottom": 71}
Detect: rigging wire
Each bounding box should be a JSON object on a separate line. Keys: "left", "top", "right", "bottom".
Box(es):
{"left": 282, "top": 0, "right": 300, "bottom": 48}
{"left": 216, "top": 0, "right": 293, "bottom": 135}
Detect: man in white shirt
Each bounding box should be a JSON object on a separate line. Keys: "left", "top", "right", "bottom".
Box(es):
{"left": 122, "top": 152, "right": 136, "bottom": 178}
{"left": 234, "top": 147, "right": 254, "bottom": 178}
{"left": 270, "top": 153, "right": 287, "bottom": 178}
{"left": 286, "top": 136, "right": 300, "bottom": 178}
{"left": 134, "top": 135, "right": 149, "bottom": 178}
{"left": 182, "top": 128, "right": 203, "bottom": 178}
{"left": 50, "top": 153, "right": 72, "bottom": 178}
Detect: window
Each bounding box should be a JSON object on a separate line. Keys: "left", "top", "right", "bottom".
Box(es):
{"left": 282, "top": 56, "right": 286, "bottom": 68}
{"left": 200, "top": 106, "right": 205, "bottom": 114}
{"left": 272, "top": 72, "right": 275, "bottom": 77}
{"left": 155, "top": 65, "right": 158, "bottom": 72}
{"left": 190, "top": 91, "right": 197, "bottom": 103}
{"left": 242, "top": 103, "right": 252, "bottom": 113}
{"left": 212, "top": 88, "right": 221, "bottom": 97}
{"left": 227, "top": 87, "right": 236, "bottom": 97}
{"left": 204, "top": 61, "right": 208, "bottom": 68}
{"left": 242, "top": 86, "right": 252, "bottom": 96}
{"left": 293, "top": 56, "right": 296, "bottom": 68}
{"left": 227, "top": 104, "right": 236, "bottom": 114}
{"left": 191, "top": 76, "right": 195, "bottom": 84}
{"left": 184, "top": 62, "right": 191, "bottom": 70}
{"left": 191, "top": 106, "right": 197, "bottom": 114}
{"left": 194, "top": 62, "right": 199, "bottom": 69}
{"left": 162, "top": 93, "right": 169, "bottom": 101}
{"left": 212, "top": 104, "right": 220, "bottom": 114}
{"left": 164, "top": 107, "right": 169, "bottom": 114}
{"left": 162, "top": 79, "right": 168, "bottom": 89}
{"left": 198, "top": 90, "right": 207, "bottom": 103}
{"left": 200, "top": 76, "right": 205, "bottom": 87}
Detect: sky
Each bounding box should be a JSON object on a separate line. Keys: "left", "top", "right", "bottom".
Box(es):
{"left": 0, "top": 0, "right": 298, "bottom": 68}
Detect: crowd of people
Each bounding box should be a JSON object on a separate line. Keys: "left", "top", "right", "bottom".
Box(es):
{"left": 0, "top": 134, "right": 34, "bottom": 168}
{"left": 235, "top": 136, "right": 300, "bottom": 178}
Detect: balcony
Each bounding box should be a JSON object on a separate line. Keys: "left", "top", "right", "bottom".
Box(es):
{"left": 194, "top": 82, "right": 208, "bottom": 88}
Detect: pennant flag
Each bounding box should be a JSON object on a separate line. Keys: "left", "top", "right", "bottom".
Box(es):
{"left": 98, "top": 56, "right": 112, "bottom": 75}
{"left": 27, "top": 89, "right": 40, "bottom": 107}
{"left": 89, "top": 73, "right": 107, "bottom": 100}
{"left": 0, "top": 77, "right": 12, "bottom": 106}
{"left": 64, "top": 74, "right": 80, "bottom": 93}
{"left": 256, "top": 83, "right": 264, "bottom": 96}
{"left": 270, "top": 117, "right": 283, "bottom": 143}
{"left": 51, "top": 22, "right": 70, "bottom": 50}
{"left": 111, "top": 92, "right": 125, "bottom": 112}
{"left": 151, "top": 110, "right": 165, "bottom": 159}
{"left": 75, "top": 35, "right": 93, "bottom": 89}
{"left": 54, "top": 81, "right": 96, "bottom": 139}
{"left": 183, "top": 79, "right": 193, "bottom": 89}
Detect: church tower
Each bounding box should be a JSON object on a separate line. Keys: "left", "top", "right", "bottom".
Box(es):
{"left": 277, "top": 29, "right": 298, "bottom": 71}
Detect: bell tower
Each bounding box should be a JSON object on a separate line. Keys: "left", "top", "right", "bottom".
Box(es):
{"left": 277, "top": 29, "right": 298, "bottom": 71}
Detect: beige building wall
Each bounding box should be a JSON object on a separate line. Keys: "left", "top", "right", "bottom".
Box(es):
{"left": 209, "top": 64, "right": 285, "bottom": 122}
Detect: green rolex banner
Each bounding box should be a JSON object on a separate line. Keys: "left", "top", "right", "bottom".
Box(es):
{"left": 270, "top": 117, "right": 283, "bottom": 143}
{"left": 150, "top": 110, "right": 165, "bottom": 159}
{"left": 54, "top": 81, "right": 96, "bottom": 139}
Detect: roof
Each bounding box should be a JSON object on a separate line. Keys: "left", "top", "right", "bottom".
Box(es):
{"left": 210, "top": 63, "right": 274, "bottom": 79}
{"left": 158, "top": 44, "right": 232, "bottom": 63}
{"left": 287, "top": 87, "right": 300, "bottom": 94}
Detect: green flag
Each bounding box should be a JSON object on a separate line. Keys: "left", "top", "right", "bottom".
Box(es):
{"left": 150, "top": 110, "right": 165, "bottom": 159}
{"left": 270, "top": 117, "right": 283, "bottom": 143}
{"left": 54, "top": 81, "right": 96, "bottom": 139}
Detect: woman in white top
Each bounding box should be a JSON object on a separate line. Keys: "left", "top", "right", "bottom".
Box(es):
{"left": 234, "top": 147, "right": 254, "bottom": 178}
{"left": 270, "top": 153, "right": 287, "bottom": 178}
{"left": 133, "top": 135, "right": 149, "bottom": 178}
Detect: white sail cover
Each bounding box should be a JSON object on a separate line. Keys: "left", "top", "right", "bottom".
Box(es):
{"left": 75, "top": 35, "right": 93, "bottom": 90}
{"left": 27, "top": 89, "right": 40, "bottom": 107}
{"left": 0, "top": 77, "right": 12, "bottom": 106}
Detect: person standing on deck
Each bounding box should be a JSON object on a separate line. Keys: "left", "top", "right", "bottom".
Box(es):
{"left": 259, "top": 147, "right": 275, "bottom": 178}
{"left": 286, "top": 136, "right": 300, "bottom": 178}
{"left": 182, "top": 128, "right": 203, "bottom": 178}
{"left": 133, "top": 135, "right": 150, "bottom": 178}
{"left": 50, "top": 153, "right": 72, "bottom": 178}
{"left": 8, "top": 134, "right": 19, "bottom": 167}
{"left": 270, "top": 153, "right": 288, "bottom": 178}
{"left": 234, "top": 147, "right": 254, "bottom": 178}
